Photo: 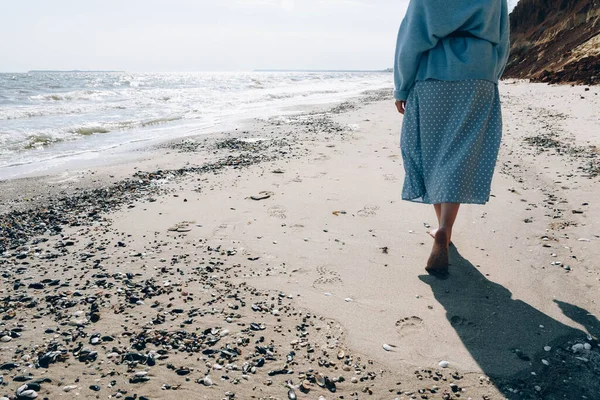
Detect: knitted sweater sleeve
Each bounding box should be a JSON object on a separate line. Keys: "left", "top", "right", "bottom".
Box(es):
{"left": 496, "top": 0, "right": 511, "bottom": 80}
{"left": 393, "top": 1, "right": 442, "bottom": 101}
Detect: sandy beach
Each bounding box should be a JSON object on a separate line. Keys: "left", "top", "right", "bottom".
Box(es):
{"left": 1, "top": 81, "right": 599, "bottom": 400}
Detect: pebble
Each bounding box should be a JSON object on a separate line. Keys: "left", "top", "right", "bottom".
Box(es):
{"left": 439, "top": 361, "right": 450, "bottom": 368}
{"left": 63, "top": 385, "right": 78, "bottom": 392}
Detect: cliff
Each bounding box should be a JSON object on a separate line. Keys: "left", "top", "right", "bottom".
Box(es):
{"left": 505, "top": 0, "right": 600, "bottom": 85}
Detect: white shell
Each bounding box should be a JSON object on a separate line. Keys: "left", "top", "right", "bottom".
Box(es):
{"left": 382, "top": 343, "right": 396, "bottom": 352}
{"left": 572, "top": 343, "right": 585, "bottom": 353}
{"left": 439, "top": 361, "right": 450, "bottom": 368}
{"left": 315, "top": 373, "right": 326, "bottom": 387}
{"left": 63, "top": 385, "right": 78, "bottom": 392}
{"left": 202, "top": 376, "right": 213, "bottom": 386}
{"left": 18, "top": 390, "right": 37, "bottom": 399}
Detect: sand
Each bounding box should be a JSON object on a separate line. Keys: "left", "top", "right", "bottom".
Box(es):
{"left": 0, "top": 82, "right": 599, "bottom": 400}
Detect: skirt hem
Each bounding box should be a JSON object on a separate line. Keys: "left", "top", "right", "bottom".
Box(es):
{"left": 402, "top": 195, "right": 490, "bottom": 206}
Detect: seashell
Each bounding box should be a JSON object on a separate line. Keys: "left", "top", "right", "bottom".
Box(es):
{"left": 135, "top": 371, "right": 148, "bottom": 377}
{"left": 572, "top": 343, "right": 585, "bottom": 353}
{"left": 63, "top": 385, "right": 78, "bottom": 392}
{"left": 382, "top": 343, "right": 397, "bottom": 352}
{"left": 439, "top": 361, "right": 449, "bottom": 368}
{"left": 17, "top": 385, "right": 29, "bottom": 395}
{"left": 301, "top": 380, "right": 311, "bottom": 392}
{"left": 315, "top": 373, "right": 326, "bottom": 388}
{"left": 202, "top": 376, "right": 213, "bottom": 386}
{"left": 288, "top": 388, "right": 297, "bottom": 400}
{"left": 337, "top": 349, "right": 345, "bottom": 359}
{"left": 250, "top": 323, "right": 265, "bottom": 331}
{"left": 17, "top": 390, "right": 37, "bottom": 399}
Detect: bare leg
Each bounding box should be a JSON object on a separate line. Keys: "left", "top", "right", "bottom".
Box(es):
{"left": 428, "top": 204, "right": 453, "bottom": 245}
{"left": 426, "top": 203, "right": 460, "bottom": 273}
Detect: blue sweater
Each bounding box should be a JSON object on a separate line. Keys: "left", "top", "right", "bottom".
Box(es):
{"left": 394, "top": 0, "right": 510, "bottom": 101}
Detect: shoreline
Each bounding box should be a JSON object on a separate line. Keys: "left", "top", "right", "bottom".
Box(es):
{"left": 1, "top": 83, "right": 600, "bottom": 399}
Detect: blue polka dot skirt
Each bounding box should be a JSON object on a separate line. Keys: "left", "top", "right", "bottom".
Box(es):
{"left": 400, "top": 79, "right": 502, "bottom": 205}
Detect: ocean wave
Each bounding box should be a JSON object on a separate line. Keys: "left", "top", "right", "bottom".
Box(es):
{"left": 0, "top": 71, "right": 392, "bottom": 175}
{"left": 72, "top": 126, "right": 111, "bottom": 136}
{"left": 140, "top": 116, "right": 183, "bottom": 127}
{"left": 29, "top": 90, "right": 112, "bottom": 102}
{"left": 24, "top": 134, "right": 62, "bottom": 149}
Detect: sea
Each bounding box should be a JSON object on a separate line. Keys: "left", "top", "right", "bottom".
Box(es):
{"left": 0, "top": 71, "right": 391, "bottom": 180}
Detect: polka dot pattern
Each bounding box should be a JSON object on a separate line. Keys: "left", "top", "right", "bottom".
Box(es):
{"left": 400, "top": 79, "right": 502, "bottom": 205}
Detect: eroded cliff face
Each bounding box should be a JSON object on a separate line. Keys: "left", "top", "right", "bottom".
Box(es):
{"left": 505, "top": 0, "right": 600, "bottom": 84}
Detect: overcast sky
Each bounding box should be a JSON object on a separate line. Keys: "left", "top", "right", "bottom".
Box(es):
{"left": 0, "top": 0, "right": 520, "bottom": 73}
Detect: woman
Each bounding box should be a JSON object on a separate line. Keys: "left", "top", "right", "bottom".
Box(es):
{"left": 394, "top": 0, "right": 510, "bottom": 274}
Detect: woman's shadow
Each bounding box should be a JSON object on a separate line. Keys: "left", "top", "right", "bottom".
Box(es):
{"left": 418, "top": 246, "right": 600, "bottom": 399}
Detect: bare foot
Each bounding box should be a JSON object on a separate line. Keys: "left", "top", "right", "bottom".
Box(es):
{"left": 426, "top": 229, "right": 450, "bottom": 274}
{"left": 428, "top": 229, "right": 453, "bottom": 246}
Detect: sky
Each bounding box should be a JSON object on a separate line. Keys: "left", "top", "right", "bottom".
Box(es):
{"left": 0, "top": 0, "right": 520, "bottom": 73}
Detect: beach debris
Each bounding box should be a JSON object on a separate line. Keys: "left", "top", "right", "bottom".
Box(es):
{"left": 272, "top": 169, "right": 285, "bottom": 174}
{"left": 16, "top": 384, "right": 38, "bottom": 399}
{"left": 316, "top": 373, "right": 326, "bottom": 388}
{"left": 168, "top": 221, "right": 195, "bottom": 232}
{"left": 332, "top": 210, "right": 347, "bottom": 216}
{"left": 439, "top": 361, "right": 450, "bottom": 368}
{"left": 250, "top": 191, "right": 274, "bottom": 201}
{"left": 287, "top": 388, "right": 297, "bottom": 400}
{"left": 383, "top": 343, "right": 397, "bottom": 352}
{"left": 380, "top": 246, "right": 389, "bottom": 254}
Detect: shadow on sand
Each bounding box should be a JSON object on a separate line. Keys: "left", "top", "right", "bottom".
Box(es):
{"left": 419, "top": 246, "right": 600, "bottom": 399}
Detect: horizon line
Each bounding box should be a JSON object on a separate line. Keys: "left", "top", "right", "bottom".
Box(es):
{"left": 0, "top": 68, "right": 393, "bottom": 74}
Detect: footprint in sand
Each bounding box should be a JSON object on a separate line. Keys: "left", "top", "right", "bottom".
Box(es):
{"left": 268, "top": 205, "right": 287, "bottom": 219}
{"left": 450, "top": 315, "right": 476, "bottom": 328}
{"left": 357, "top": 205, "right": 380, "bottom": 218}
{"left": 395, "top": 316, "right": 424, "bottom": 336}
{"left": 312, "top": 265, "right": 343, "bottom": 290}
{"left": 314, "top": 153, "right": 331, "bottom": 162}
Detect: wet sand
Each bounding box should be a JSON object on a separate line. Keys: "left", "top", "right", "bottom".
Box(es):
{"left": 1, "top": 82, "right": 599, "bottom": 400}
